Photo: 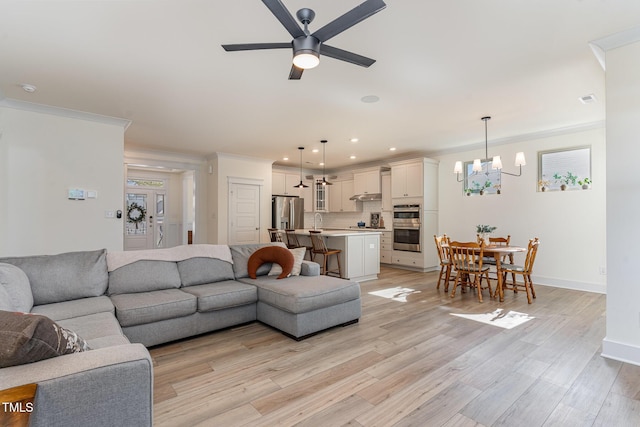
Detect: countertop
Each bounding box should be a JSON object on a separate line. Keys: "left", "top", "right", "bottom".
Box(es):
{"left": 292, "top": 228, "right": 383, "bottom": 237}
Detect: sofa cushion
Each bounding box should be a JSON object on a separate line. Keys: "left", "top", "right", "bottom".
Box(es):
{"left": 249, "top": 246, "right": 294, "bottom": 279}
{"left": 244, "top": 275, "right": 361, "bottom": 314}
{"left": 57, "top": 312, "right": 124, "bottom": 342}
{"left": 0, "top": 310, "right": 90, "bottom": 368}
{"left": 110, "top": 289, "right": 197, "bottom": 327}
{"left": 177, "top": 257, "right": 235, "bottom": 287}
{"left": 230, "top": 242, "right": 287, "bottom": 279}
{"left": 180, "top": 280, "right": 257, "bottom": 312}
{"left": 0, "top": 249, "right": 108, "bottom": 305}
{"left": 31, "top": 296, "right": 114, "bottom": 322}
{"left": 269, "top": 247, "right": 306, "bottom": 277}
{"left": 108, "top": 260, "right": 181, "bottom": 295}
{"left": 0, "top": 263, "right": 33, "bottom": 312}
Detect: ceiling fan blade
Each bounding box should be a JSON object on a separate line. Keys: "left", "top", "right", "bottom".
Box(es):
{"left": 320, "top": 44, "right": 376, "bottom": 67}
{"left": 222, "top": 42, "right": 291, "bottom": 51}
{"left": 289, "top": 65, "right": 304, "bottom": 80}
{"left": 311, "top": 0, "right": 386, "bottom": 43}
{"left": 262, "top": 0, "right": 306, "bottom": 39}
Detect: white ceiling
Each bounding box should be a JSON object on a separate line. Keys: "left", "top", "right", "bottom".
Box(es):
{"left": 1, "top": 1, "right": 639, "bottom": 170}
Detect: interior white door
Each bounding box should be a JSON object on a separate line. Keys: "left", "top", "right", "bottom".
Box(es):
{"left": 229, "top": 183, "right": 260, "bottom": 245}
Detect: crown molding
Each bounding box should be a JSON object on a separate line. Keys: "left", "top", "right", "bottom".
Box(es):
{"left": 0, "top": 97, "right": 131, "bottom": 130}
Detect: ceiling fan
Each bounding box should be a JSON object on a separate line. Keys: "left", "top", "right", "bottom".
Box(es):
{"left": 221, "top": 0, "right": 387, "bottom": 80}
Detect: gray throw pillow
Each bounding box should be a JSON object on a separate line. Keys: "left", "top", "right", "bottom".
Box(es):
{"left": 0, "top": 263, "right": 33, "bottom": 312}
{"left": 0, "top": 310, "right": 90, "bottom": 368}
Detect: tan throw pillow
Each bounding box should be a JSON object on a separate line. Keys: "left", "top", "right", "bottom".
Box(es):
{"left": 269, "top": 247, "right": 306, "bottom": 277}
{"left": 0, "top": 310, "right": 90, "bottom": 368}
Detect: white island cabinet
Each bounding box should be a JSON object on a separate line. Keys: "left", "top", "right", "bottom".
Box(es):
{"left": 294, "top": 229, "right": 381, "bottom": 282}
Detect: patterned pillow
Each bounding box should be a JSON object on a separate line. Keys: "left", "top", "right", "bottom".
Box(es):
{"left": 269, "top": 247, "right": 306, "bottom": 277}
{"left": 248, "top": 246, "right": 294, "bottom": 279}
{"left": 0, "top": 310, "right": 90, "bottom": 368}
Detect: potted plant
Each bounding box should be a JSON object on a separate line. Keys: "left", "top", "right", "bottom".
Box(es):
{"left": 465, "top": 188, "right": 471, "bottom": 196}
{"left": 538, "top": 179, "right": 550, "bottom": 192}
{"left": 553, "top": 171, "right": 577, "bottom": 191}
{"left": 479, "top": 180, "right": 491, "bottom": 196}
{"left": 578, "top": 177, "right": 592, "bottom": 189}
{"left": 494, "top": 184, "right": 501, "bottom": 195}
{"left": 476, "top": 224, "right": 497, "bottom": 244}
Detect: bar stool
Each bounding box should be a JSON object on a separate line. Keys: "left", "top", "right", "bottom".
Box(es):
{"left": 268, "top": 228, "right": 283, "bottom": 243}
{"left": 309, "top": 230, "right": 342, "bottom": 277}
{"left": 285, "top": 229, "right": 312, "bottom": 260}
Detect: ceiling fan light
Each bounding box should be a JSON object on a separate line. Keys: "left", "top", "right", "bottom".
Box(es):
{"left": 293, "top": 51, "right": 319, "bottom": 69}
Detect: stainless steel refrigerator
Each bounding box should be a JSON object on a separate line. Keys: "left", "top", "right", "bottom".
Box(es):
{"left": 272, "top": 196, "right": 304, "bottom": 230}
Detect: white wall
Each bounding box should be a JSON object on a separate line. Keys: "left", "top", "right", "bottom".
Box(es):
{"left": 0, "top": 104, "right": 126, "bottom": 255}
{"left": 435, "top": 126, "right": 607, "bottom": 293}
{"left": 208, "top": 153, "right": 273, "bottom": 244}
{"left": 603, "top": 40, "right": 640, "bottom": 365}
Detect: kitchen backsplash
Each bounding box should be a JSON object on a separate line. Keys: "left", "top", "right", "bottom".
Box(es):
{"left": 303, "top": 201, "right": 390, "bottom": 229}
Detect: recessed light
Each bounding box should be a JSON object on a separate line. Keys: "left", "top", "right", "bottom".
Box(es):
{"left": 350, "top": 155, "right": 356, "bottom": 159}
{"left": 312, "top": 149, "right": 319, "bottom": 153}
{"left": 283, "top": 157, "right": 289, "bottom": 161}
{"left": 350, "top": 138, "right": 359, "bottom": 143}
{"left": 319, "top": 162, "right": 325, "bottom": 166}
{"left": 21, "top": 83, "right": 36, "bottom": 93}
{"left": 361, "top": 95, "right": 379, "bottom": 103}
{"left": 389, "top": 147, "right": 396, "bottom": 151}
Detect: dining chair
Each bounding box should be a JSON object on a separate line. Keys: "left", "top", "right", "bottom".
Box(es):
{"left": 268, "top": 228, "right": 283, "bottom": 243}
{"left": 285, "top": 229, "right": 312, "bottom": 260}
{"left": 497, "top": 237, "right": 540, "bottom": 304}
{"left": 482, "top": 235, "right": 514, "bottom": 282}
{"left": 448, "top": 240, "right": 492, "bottom": 302}
{"left": 434, "top": 234, "right": 454, "bottom": 291}
{"left": 309, "top": 230, "right": 342, "bottom": 277}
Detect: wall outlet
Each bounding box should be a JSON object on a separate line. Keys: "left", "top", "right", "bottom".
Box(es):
{"left": 105, "top": 210, "right": 115, "bottom": 218}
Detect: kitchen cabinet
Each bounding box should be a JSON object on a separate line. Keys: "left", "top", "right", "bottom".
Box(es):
{"left": 315, "top": 181, "right": 328, "bottom": 212}
{"left": 391, "top": 161, "right": 423, "bottom": 198}
{"left": 381, "top": 172, "right": 392, "bottom": 212}
{"left": 380, "top": 231, "right": 393, "bottom": 264}
{"left": 353, "top": 169, "right": 381, "bottom": 195}
{"left": 329, "top": 180, "right": 359, "bottom": 212}
{"left": 272, "top": 171, "right": 301, "bottom": 196}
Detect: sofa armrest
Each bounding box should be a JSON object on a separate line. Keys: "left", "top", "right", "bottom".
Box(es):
{"left": 0, "top": 344, "right": 152, "bottom": 427}
{"left": 300, "top": 260, "right": 320, "bottom": 276}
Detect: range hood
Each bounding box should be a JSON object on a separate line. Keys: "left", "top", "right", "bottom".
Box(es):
{"left": 349, "top": 193, "right": 382, "bottom": 201}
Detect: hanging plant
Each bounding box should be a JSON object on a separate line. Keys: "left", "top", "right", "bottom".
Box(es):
{"left": 127, "top": 202, "right": 146, "bottom": 229}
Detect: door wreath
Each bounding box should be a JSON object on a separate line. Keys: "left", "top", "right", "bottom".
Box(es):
{"left": 127, "top": 202, "right": 146, "bottom": 229}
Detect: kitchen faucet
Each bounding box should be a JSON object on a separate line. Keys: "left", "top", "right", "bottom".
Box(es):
{"left": 314, "top": 213, "right": 323, "bottom": 230}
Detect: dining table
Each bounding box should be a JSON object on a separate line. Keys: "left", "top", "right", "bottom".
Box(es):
{"left": 444, "top": 243, "right": 527, "bottom": 302}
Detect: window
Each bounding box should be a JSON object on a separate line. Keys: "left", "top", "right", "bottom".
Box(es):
{"left": 538, "top": 146, "right": 591, "bottom": 191}
{"left": 463, "top": 160, "right": 502, "bottom": 195}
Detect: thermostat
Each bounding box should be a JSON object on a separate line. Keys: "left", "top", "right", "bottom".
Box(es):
{"left": 68, "top": 188, "right": 85, "bottom": 200}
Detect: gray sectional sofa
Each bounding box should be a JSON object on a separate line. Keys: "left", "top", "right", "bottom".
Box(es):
{"left": 0, "top": 242, "right": 361, "bottom": 427}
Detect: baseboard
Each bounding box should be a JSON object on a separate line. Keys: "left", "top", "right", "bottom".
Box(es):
{"left": 532, "top": 275, "right": 606, "bottom": 294}
{"left": 601, "top": 338, "right": 640, "bottom": 366}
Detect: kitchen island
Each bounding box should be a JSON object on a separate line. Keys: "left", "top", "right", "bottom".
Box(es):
{"left": 291, "top": 228, "right": 382, "bottom": 282}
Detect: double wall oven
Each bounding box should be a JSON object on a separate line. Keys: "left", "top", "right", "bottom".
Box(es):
{"left": 393, "top": 204, "right": 421, "bottom": 252}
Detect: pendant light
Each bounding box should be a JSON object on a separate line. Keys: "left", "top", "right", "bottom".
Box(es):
{"left": 454, "top": 116, "right": 526, "bottom": 182}
{"left": 317, "top": 139, "right": 332, "bottom": 186}
{"left": 294, "top": 147, "right": 309, "bottom": 188}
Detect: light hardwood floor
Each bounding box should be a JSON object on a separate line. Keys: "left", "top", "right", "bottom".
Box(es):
{"left": 150, "top": 266, "right": 640, "bottom": 426}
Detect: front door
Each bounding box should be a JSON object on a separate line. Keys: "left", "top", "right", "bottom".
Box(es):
{"left": 124, "top": 190, "right": 166, "bottom": 250}
{"left": 229, "top": 183, "right": 260, "bottom": 245}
